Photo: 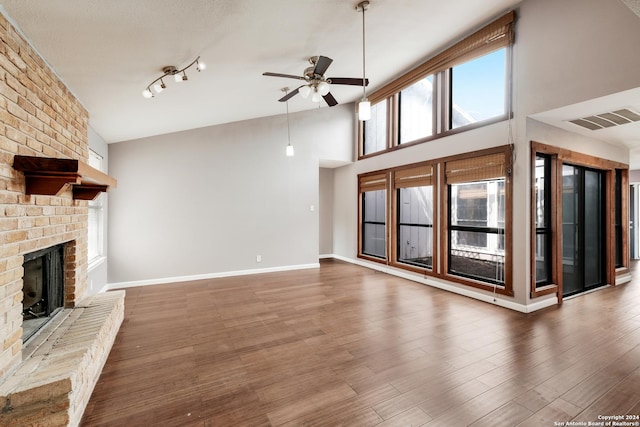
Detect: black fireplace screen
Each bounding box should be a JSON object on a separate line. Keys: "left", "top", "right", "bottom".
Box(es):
{"left": 23, "top": 244, "right": 64, "bottom": 328}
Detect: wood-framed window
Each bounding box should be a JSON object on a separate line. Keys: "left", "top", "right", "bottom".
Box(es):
{"left": 358, "top": 172, "right": 388, "bottom": 263}
{"left": 614, "top": 168, "right": 628, "bottom": 270}
{"left": 531, "top": 153, "right": 558, "bottom": 297}
{"left": 530, "top": 142, "right": 629, "bottom": 302}
{"left": 390, "top": 163, "right": 436, "bottom": 273}
{"left": 441, "top": 147, "right": 513, "bottom": 295}
{"left": 358, "top": 11, "right": 515, "bottom": 159}
{"left": 358, "top": 146, "right": 513, "bottom": 294}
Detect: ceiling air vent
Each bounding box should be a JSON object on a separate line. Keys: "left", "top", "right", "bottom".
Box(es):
{"left": 568, "top": 108, "right": 640, "bottom": 131}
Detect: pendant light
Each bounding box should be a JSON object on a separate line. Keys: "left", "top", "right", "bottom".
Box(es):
{"left": 356, "top": 1, "right": 371, "bottom": 121}
{"left": 283, "top": 88, "right": 294, "bottom": 156}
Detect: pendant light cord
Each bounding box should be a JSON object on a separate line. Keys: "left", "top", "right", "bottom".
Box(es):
{"left": 285, "top": 90, "right": 291, "bottom": 144}
{"left": 361, "top": 3, "right": 367, "bottom": 100}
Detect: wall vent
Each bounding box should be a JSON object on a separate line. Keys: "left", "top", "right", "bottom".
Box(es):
{"left": 568, "top": 108, "right": 640, "bottom": 131}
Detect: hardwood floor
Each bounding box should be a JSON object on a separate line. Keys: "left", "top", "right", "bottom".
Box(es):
{"left": 81, "top": 259, "right": 640, "bottom": 426}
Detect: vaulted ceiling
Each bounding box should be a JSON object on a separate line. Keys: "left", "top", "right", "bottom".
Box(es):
{"left": 0, "top": 0, "right": 521, "bottom": 143}
{"left": 1, "top": 0, "right": 639, "bottom": 169}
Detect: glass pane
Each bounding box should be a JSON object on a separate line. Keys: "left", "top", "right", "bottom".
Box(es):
{"left": 562, "top": 165, "right": 580, "bottom": 296}
{"left": 449, "top": 179, "right": 505, "bottom": 284}
{"left": 535, "top": 233, "right": 550, "bottom": 285}
{"left": 615, "top": 169, "right": 623, "bottom": 267}
{"left": 362, "top": 190, "right": 386, "bottom": 258}
{"left": 397, "top": 186, "right": 433, "bottom": 268}
{"left": 534, "top": 156, "right": 547, "bottom": 228}
{"left": 584, "top": 169, "right": 603, "bottom": 288}
{"left": 451, "top": 48, "right": 506, "bottom": 129}
{"left": 363, "top": 101, "right": 387, "bottom": 155}
{"left": 449, "top": 230, "right": 505, "bottom": 284}
{"left": 363, "top": 190, "right": 386, "bottom": 223}
{"left": 363, "top": 223, "right": 386, "bottom": 258}
{"left": 534, "top": 155, "right": 551, "bottom": 287}
{"left": 451, "top": 182, "right": 488, "bottom": 232}
{"left": 88, "top": 205, "right": 100, "bottom": 261}
{"left": 399, "top": 76, "right": 433, "bottom": 144}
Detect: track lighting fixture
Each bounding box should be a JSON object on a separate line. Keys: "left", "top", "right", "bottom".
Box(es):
{"left": 141, "top": 56, "right": 205, "bottom": 98}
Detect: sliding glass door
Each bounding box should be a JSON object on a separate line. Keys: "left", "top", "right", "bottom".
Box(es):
{"left": 561, "top": 164, "right": 605, "bottom": 297}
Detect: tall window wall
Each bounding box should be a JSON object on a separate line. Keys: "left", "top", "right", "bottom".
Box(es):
{"left": 358, "top": 147, "right": 512, "bottom": 295}
{"left": 360, "top": 11, "right": 514, "bottom": 157}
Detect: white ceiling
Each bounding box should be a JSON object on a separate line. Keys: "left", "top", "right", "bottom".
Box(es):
{"left": 1, "top": 0, "right": 639, "bottom": 168}
{"left": 0, "top": 0, "right": 522, "bottom": 143}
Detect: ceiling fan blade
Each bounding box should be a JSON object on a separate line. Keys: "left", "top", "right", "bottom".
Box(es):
{"left": 278, "top": 86, "right": 302, "bottom": 102}
{"left": 328, "top": 77, "right": 369, "bottom": 86}
{"left": 313, "top": 56, "right": 333, "bottom": 76}
{"left": 263, "top": 72, "right": 306, "bottom": 81}
{"left": 323, "top": 92, "right": 338, "bottom": 107}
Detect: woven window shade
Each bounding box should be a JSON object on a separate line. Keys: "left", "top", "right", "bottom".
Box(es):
{"left": 394, "top": 165, "right": 433, "bottom": 188}
{"left": 369, "top": 11, "right": 515, "bottom": 105}
{"left": 359, "top": 173, "right": 387, "bottom": 192}
{"left": 445, "top": 152, "right": 505, "bottom": 184}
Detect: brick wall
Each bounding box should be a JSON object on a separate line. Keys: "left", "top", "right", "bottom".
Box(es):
{"left": 0, "top": 11, "right": 90, "bottom": 379}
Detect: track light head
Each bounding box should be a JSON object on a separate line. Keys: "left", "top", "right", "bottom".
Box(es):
{"left": 153, "top": 79, "right": 166, "bottom": 93}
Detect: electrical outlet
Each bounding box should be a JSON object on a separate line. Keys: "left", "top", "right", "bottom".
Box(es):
{"left": 256, "top": 255, "right": 262, "bottom": 262}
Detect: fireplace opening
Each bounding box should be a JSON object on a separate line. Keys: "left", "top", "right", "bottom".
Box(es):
{"left": 22, "top": 243, "right": 65, "bottom": 342}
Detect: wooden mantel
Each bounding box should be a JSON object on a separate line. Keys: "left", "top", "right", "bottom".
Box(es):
{"left": 12, "top": 155, "right": 117, "bottom": 200}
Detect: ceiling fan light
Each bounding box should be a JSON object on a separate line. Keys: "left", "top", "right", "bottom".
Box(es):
{"left": 142, "top": 88, "right": 153, "bottom": 98}
{"left": 299, "top": 85, "right": 311, "bottom": 98}
{"left": 358, "top": 99, "right": 371, "bottom": 121}
{"left": 317, "top": 81, "right": 330, "bottom": 96}
{"left": 311, "top": 90, "right": 322, "bottom": 103}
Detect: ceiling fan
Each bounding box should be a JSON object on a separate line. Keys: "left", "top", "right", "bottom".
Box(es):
{"left": 263, "top": 55, "right": 368, "bottom": 106}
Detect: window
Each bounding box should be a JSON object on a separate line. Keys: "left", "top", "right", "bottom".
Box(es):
{"left": 445, "top": 151, "right": 509, "bottom": 289}
{"left": 534, "top": 155, "right": 552, "bottom": 287}
{"left": 360, "top": 11, "right": 514, "bottom": 158}
{"left": 399, "top": 76, "right": 434, "bottom": 144}
{"left": 359, "top": 173, "right": 387, "bottom": 260}
{"left": 451, "top": 49, "right": 506, "bottom": 129}
{"left": 363, "top": 100, "right": 388, "bottom": 155}
{"left": 394, "top": 165, "right": 434, "bottom": 269}
{"left": 449, "top": 180, "right": 505, "bottom": 284}
{"left": 88, "top": 150, "right": 104, "bottom": 263}
{"left": 614, "top": 169, "right": 623, "bottom": 268}
{"left": 358, "top": 147, "right": 512, "bottom": 294}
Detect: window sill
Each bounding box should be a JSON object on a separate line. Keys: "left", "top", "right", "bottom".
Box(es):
{"left": 88, "top": 256, "right": 106, "bottom": 272}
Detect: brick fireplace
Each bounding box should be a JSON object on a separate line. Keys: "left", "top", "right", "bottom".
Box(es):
{"left": 0, "top": 10, "right": 123, "bottom": 427}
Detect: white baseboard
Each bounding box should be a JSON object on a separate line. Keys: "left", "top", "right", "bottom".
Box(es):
{"left": 329, "top": 254, "right": 558, "bottom": 313}
{"left": 107, "top": 263, "right": 320, "bottom": 290}
{"left": 616, "top": 272, "right": 632, "bottom": 285}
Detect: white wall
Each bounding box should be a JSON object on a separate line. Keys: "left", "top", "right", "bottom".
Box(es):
{"left": 87, "top": 125, "right": 109, "bottom": 293}
{"left": 107, "top": 104, "right": 353, "bottom": 285}
{"left": 319, "top": 168, "right": 334, "bottom": 256}
{"left": 332, "top": 0, "right": 640, "bottom": 309}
